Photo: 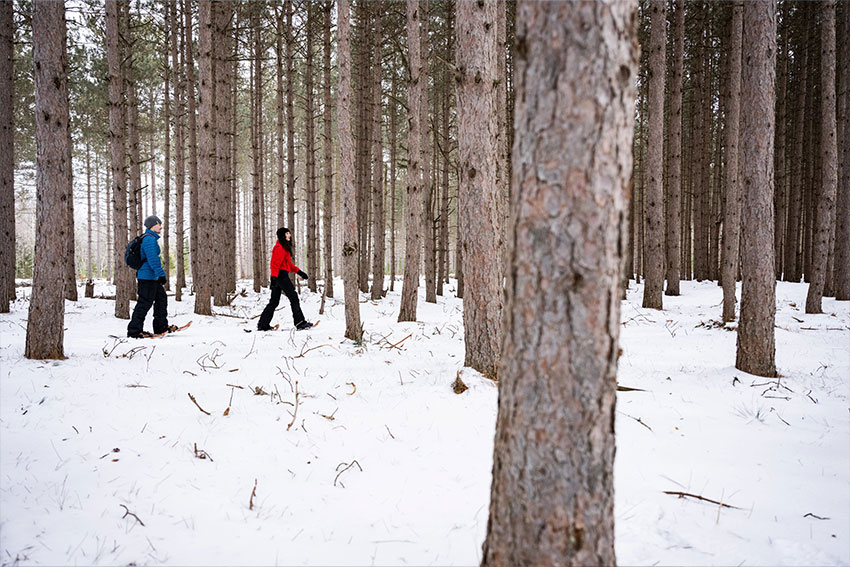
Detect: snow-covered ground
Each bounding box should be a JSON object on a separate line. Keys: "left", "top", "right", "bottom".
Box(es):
{"left": 0, "top": 278, "right": 847, "bottom": 566}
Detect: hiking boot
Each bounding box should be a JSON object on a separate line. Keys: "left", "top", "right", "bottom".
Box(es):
{"left": 295, "top": 320, "right": 313, "bottom": 330}
{"left": 257, "top": 324, "right": 273, "bottom": 331}
{"left": 128, "top": 330, "right": 154, "bottom": 339}
{"left": 165, "top": 325, "right": 179, "bottom": 333}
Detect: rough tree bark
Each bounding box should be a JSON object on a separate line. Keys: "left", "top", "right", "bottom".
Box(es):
{"left": 456, "top": 0, "right": 502, "bottom": 379}
{"left": 173, "top": 0, "right": 185, "bottom": 300}
{"left": 338, "top": 0, "right": 361, "bottom": 342}
{"left": 306, "top": 2, "right": 318, "bottom": 293}
{"left": 194, "top": 0, "right": 215, "bottom": 315}
{"left": 835, "top": 4, "right": 850, "bottom": 300}
{"left": 0, "top": 0, "right": 14, "bottom": 312}
{"left": 183, "top": 0, "right": 199, "bottom": 287}
{"left": 805, "top": 1, "right": 837, "bottom": 313}
{"left": 736, "top": 0, "right": 777, "bottom": 378}
{"left": 664, "top": 0, "right": 684, "bottom": 297}
{"left": 421, "top": 1, "right": 436, "bottom": 304}
{"left": 26, "top": 0, "right": 70, "bottom": 360}
{"left": 162, "top": 8, "right": 171, "bottom": 291}
{"left": 370, "top": 0, "right": 385, "bottom": 301}
{"left": 398, "top": 0, "right": 423, "bottom": 323}
{"left": 721, "top": 2, "right": 743, "bottom": 322}
{"left": 774, "top": 22, "right": 787, "bottom": 279}
{"left": 643, "top": 0, "right": 665, "bottom": 309}
{"left": 107, "top": 0, "right": 131, "bottom": 319}
{"left": 323, "top": 0, "right": 334, "bottom": 298}
{"left": 285, "top": 0, "right": 296, "bottom": 282}
{"left": 213, "top": 1, "right": 232, "bottom": 306}
{"left": 481, "top": 2, "right": 635, "bottom": 564}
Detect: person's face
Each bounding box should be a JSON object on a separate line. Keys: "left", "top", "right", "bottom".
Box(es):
{"left": 150, "top": 223, "right": 162, "bottom": 234}
{"left": 285, "top": 231, "right": 291, "bottom": 241}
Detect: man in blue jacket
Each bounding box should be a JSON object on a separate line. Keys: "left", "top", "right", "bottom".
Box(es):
{"left": 127, "top": 216, "right": 177, "bottom": 338}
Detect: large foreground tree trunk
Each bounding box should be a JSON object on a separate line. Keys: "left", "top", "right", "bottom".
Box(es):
{"left": 835, "top": 3, "right": 850, "bottom": 300}
{"left": 481, "top": 2, "right": 636, "bottom": 564}
{"left": 398, "top": 0, "right": 423, "bottom": 323}
{"left": 338, "top": 0, "right": 361, "bottom": 342}
{"left": 0, "top": 0, "right": 14, "bottom": 312}
{"left": 736, "top": 0, "right": 777, "bottom": 378}
{"left": 456, "top": 0, "right": 502, "bottom": 379}
{"left": 107, "top": 0, "right": 131, "bottom": 318}
{"left": 664, "top": 0, "right": 684, "bottom": 297}
{"left": 26, "top": 0, "right": 70, "bottom": 360}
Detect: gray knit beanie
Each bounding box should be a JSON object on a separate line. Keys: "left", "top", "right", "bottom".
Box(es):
{"left": 144, "top": 215, "right": 162, "bottom": 229}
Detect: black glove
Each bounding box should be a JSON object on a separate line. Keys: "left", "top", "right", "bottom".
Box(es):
{"left": 297, "top": 270, "right": 309, "bottom": 280}
{"left": 270, "top": 276, "right": 278, "bottom": 289}
{"left": 158, "top": 276, "right": 167, "bottom": 285}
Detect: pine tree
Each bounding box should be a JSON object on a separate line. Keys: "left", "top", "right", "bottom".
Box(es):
{"left": 0, "top": 0, "right": 14, "bottom": 312}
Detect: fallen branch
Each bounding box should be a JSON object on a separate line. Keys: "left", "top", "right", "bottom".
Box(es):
{"left": 803, "top": 512, "right": 829, "bottom": 520}
{"left": 193, "top": 442, "right": 214, "bottom": 461}
{"left": 249, "top": 479, "right": 257, "bottom": 511}
{"left": 664, "top": 491, "right": 740, "bottom": 509}
{"left": 286, "top": 381, "right": 300, "bottom": 431}
{"left": 619, "top": 411, "right": 652, "bottom": 431}
{"left": 242, "top": 336, "right": 257, "bottom": 359}
{"left": 188, "top": 393, "right": 211, "bottom": 416}
{"left": 386, "top": 333, "right": 413, "bottom": 350}
{"left": 334, "top": 460, "right": 363, "bottom": 487}
{"left": 120, "top": 504, "right": 146, "bottom": 527}
{"left": 385, "top": 425, "right": 395, "bottom": 439}
{"left": 295, "top": 343, "right": 332, "bottom": 358}
{"left": 183, "top": 370, "right": 197, "bottom": 377}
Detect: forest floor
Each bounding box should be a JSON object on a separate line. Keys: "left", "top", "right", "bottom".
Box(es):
{"left": 0, "top": 278, "right": 847, "bottom": 566}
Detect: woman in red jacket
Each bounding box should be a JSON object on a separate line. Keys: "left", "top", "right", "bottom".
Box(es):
{"left": 258, "top": 228, "right": 313, "bottom": 331}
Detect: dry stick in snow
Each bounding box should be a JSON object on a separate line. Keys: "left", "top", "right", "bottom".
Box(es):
{"left": 188, "top": 393, "right": 211, "bottom": 415}
{"left": 242, "top": 336, "right": 257, "bottom": 359}
{"left": 249, "top": 479, "right": 257, "bottom": 511}
{"left": 663, "top": 491, "right": 741, "bottom": 509}
{"left": 385, "top": 333, "right": 413, "bottom": 350}
{"left": 334, "top": 460, "right": 362, "bottom": 487}
{"left": 286, "top": 381, "right": 300, "bottom": 431}
{"left": 120, "top": 504, "right": 145, "bottom": 527}
{"left": 295, "top": 343, "right": 332, "bottom": 358}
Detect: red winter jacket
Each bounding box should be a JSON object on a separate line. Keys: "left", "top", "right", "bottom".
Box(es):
{"left": 270, "top": 242, "right": 300, "bottom": 277}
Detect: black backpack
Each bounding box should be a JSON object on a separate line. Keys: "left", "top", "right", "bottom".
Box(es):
{"left": 124, "top": 234, "right": 150, "bottom": 270}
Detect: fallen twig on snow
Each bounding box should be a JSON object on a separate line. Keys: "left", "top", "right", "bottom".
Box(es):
{"left": 619, "top": 411, "right": 652, "bottom": 431}
{"left": 242, "top": 336, "right": 257, "bottom": 359}
{"left": 223, "top": 387, "right": 235, "bottom": 416}
{"left": 616, "top": 384, "right": 646, "bottom": 392}
{"left": 346, "top": 382, "right": 356, "bottom": 396}
{"left": 295, "top": 343, "right": 332, "bottom": 358}
{"left": 386, "top": 333, "right": 413, "bottom": 350}
{"left": 249, "top": 479, "right": 258, "bottom": 510}
{"left": 385, "top": 425, "right": 395, "bottom": 439}
{"left": 286, "top": 381, "right": 300, "bottom": 431}
{"left": 103, "top": 337, "right": 126, "bottom": 358}
{"left": 188, "top": 393, "right": 211, "bottom": 416}
{"left": 803, "top": 512, "right": 830, "bottom": 520}
{"left": 334, "top": 460, "right": 363, "bottom": 487}
{"left": 120, "top": 504, "right": 145, "bottom": 527}
{"left": 664, "top": 491, "right": 740, "bottom": 509}
{"left": 193, "top": 442, "right": 214, "bottom": 461}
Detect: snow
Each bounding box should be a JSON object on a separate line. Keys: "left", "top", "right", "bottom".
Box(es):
{"left": 0, "top": 279, "right": 847, "bottom": 566}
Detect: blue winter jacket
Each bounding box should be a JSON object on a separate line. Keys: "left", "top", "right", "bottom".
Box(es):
{"left": 137, "top": 229, "right": 166, "bottom": 281}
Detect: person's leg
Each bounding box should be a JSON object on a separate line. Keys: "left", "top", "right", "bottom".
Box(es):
{"left": 279, "top": 275, "right": 305, "bottom": 325}
{"left": 257, "top": 285, "right": 282, "bottom": 329}
{"left": 152, "top": 283, "right": 169, "bottom": 334}
{"left": 128, "top": 280, "right": 155, "bottom": 336}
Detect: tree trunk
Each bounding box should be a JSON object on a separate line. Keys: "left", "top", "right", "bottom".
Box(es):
{"left": 276, "top": 6, "right": 286, "bottom": 229}
{"left": 398, "top": 0, "right": 423, "bottom": 322}
{"left": 107, "top": 0, "right": 131, "bottom": 318}
{"left": 184, "top": 0, "right": 199, "bottom": 289}
{"left": 194, "top": 0, "right": 215, "bottom": 315}
{"left": 356, "top": 1, "right": 371, "bottom": 294}
{"left": 86, "top": 141, "right": 93, "bottom": 289}
{"left": 805, "top": 1, "right": 837, "bottom": 313}
{"left": 213, "top": 1, "right": 232, "bottom": 306}
{"left": 305, "top": 2, "right": 318, "bottom": 292}
{"left": 835, "top": 3, "right": 850, "bottom": 300}
{"left": 421, "top": 1, "right": 436, "bottom": 304}
{"left": 774, "top": 22, "right": 787, "bottom": 279}
{"left": 162, "top": 6, "right": 171, "bottom": 291}
{"left": 721, "top": 2, "right": 743, "bottom": 322}
{"left": 643, "top": 0, "right": 665, "bottom": 309}
{"left": 173, "top": 0, "right": 185, "bottom": 301}
{"left": 389, "top": 72, "right": 397, "bottom": 292}
{"left": 481, "top": 2, "right": 635, "bottom": 562}
{"left": 285, "top": 0, "right": 296, "bottom": 284}
{"left": 323, "top": 0, "right": 335, "bottom": 298}
{"left": 251, "top": 9, "right": 263, "bottom": 293}
{"left": 0, "top": 0, "right": 14, "bottom": 312}
{"left": 338, "top": 0, "right": 361, "bottom": 341}
{"left": 785, "top": 17, "right": 807, "bottom": 283}
{"left": 664, "top": 0, "right": 684, "bottom": 297}
{"left": 370, "top": 0, "right": 385, "bottom": 301}
{"left": 26, "top": 0, "right": 70, "bottom": 360}
{"left": 457, "top": 0, "right": 502, "bottom": 379}
{"left": 736, "top": 0, "right": 777, "bottom": 378}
